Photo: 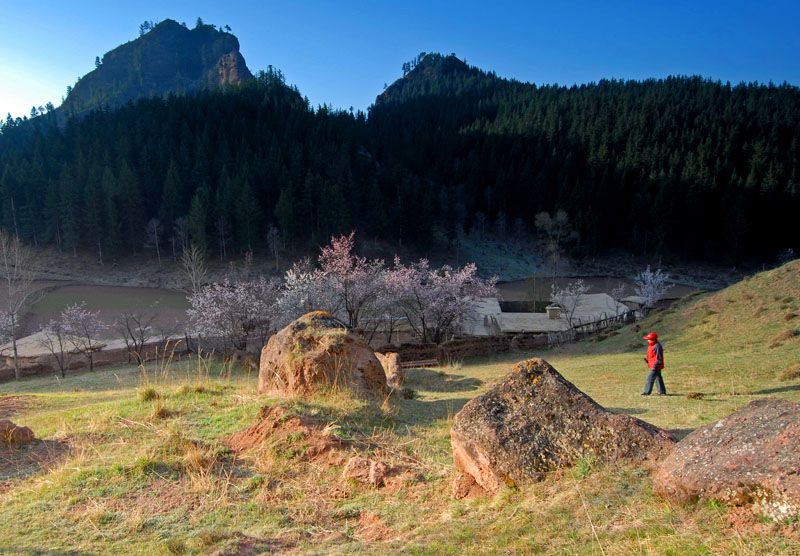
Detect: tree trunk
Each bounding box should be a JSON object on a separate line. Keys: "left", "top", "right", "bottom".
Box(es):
{"left": 13, "top": 335, "right": 19, "bottom": 381}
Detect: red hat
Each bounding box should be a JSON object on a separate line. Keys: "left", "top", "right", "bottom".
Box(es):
{"left": 642, "top": 332, "right": 658, "bottom": 341}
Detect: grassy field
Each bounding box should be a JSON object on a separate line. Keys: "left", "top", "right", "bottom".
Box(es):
{"left": 19, "top": 284, "right": 189, "bottom": 338}
{"left": 0, "top": 261, "right": 799, "bottom": 555}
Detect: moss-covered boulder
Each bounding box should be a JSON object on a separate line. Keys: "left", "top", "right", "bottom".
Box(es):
{"left": 258, "top": 312, "right": 387, "bottom": 398}
{"left": 654, "top": 398, "right": 800, "bottom": 521}
{"left": 451, "top": 358, "right": 674, "bottom": 495}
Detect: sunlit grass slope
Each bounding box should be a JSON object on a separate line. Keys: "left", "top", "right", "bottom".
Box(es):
{"left": 0, "top": 261, "right": 798, "bottom": 555}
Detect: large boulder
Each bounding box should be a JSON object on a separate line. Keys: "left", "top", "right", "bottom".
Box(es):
{"left": 0, "top": 419, "right": 35, "bottom": 445}
{"left": 653, "top": 398, "right": 800, "bottom": 520}
{"left": 258, "top": 312, "right": 387, "bottom": 398}
{"left": 451, "top": 358, "right": 674, "bottom": 495}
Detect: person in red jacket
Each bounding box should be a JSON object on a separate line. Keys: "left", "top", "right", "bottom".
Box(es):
{"left": 641, "top": 332, "right": 666, "bottom": 395}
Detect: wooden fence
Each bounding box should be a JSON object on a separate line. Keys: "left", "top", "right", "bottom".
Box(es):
{"left": 547, "top": 310, "right": 637, "bottom": 347}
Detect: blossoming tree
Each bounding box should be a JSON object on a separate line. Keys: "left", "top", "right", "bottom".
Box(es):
{"left": 386, "top": 257, "right": 497, "bottom": 343}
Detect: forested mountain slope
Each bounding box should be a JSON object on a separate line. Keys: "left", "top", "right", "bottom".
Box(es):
{"left": 371, "top": 54, "right": 800, "bottom": 260}
{"left": 1, "top": 51, "right": 798, "bottom": 263}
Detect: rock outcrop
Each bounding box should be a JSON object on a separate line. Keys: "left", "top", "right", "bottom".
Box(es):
{"left": 61, "top": 19, "right": 252, "bottom": 118}
{"left": 375, "top": 352, "right": 403, "bottom": 386}
{"left": 258, "top": 312, "right": 387, "bottom": 398}
{"left": 0, "top": 419, "right": 35, "bottom": 445}
{"left": 654, "top": 398, "right": 800, "bottom": 521}
{"left": 343, "top": 456, "right": 390, "bottom": 486}
{"left": 451, "top": 358, "right": 674, "bottom": 495}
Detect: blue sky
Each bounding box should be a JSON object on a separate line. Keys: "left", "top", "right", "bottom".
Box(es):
{"left": 1, "top": 0, "right": 799, "bottom": 119}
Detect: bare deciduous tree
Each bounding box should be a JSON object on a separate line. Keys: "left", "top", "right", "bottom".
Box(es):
{"left": 181, "top": 243, "right": 209, "bottom": 294}
{"left": 266, "top": 225, "right": 281, "bottom": 270}
{"left": 38, "top": 320, "right": 73, "bottom": 378}
{"left": 607, "top": 282, "right": 628, "bottom": 315}
{"left": 62, "top": 303, "right": 106, "bottom": 372}
{"left": 115, "top": 306, "right": 159, "bottom": 364}
{"left": 550, "top": 279, "right": 590, "bottom": 327}
{"left": 535, "top": 210, "right": 577, "bottom": 282}
{"left": 173, "top": 216, "right": 190, "bottom": 257}
{"left": 0, "top": 229, "right": 37, "bottom": 380}
{"left": 144, "top": 218, "right": 163, "bottom": 267}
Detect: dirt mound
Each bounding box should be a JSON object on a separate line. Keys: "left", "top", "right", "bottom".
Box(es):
{"left": 227, "top": 405, "right": 425, "bottom": 496}
{"left": 654, "top": 398, "right": 800, "bottom": 521}
{"left": 451, "top": 358, "right": 675, "bottom": 495}
{"left": 226, "top": 405, "right": 349, "bottom": 468}
{"left": 258, "top": 311, "right": 387, "bottom": 399}
{"left": 0, "top": 396, "right": 36, "bottom": 419}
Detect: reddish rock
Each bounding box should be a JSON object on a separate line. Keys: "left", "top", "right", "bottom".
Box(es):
{"left": 451, "top": 471, "right": 488, "bottom": 499}
{"left": 654, "top": 398, "right": 800, "bottom": 521}
{"left": 343, "top": 456, "right": 389, "bottom": 486}
{"left": 451, "top": 358, "right": 674, "bottom": 495}
{"left": 258, "top": 312, "right": 387, "bottom": 399}
{"left": 0, "top": 419, "right": 35, "bottom": 445}
{"left": 375, "top": 352, "right": 404, "bottom": 386}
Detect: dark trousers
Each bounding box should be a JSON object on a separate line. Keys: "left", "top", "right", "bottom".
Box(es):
{"left": 643, "top": 369, "right": 666, "bottom": 395}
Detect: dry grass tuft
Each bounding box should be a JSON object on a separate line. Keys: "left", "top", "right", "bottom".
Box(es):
{"left": 151, "top": 401, "right": 172, "bottom": 420}
{"left": 784, "top": 312, "right": 798, "bottom": 321}
{"left": 771, "top": 329, "right": 800, "bottom": 344}
{"left": 685, "top": 392, "right": 704, "bottom": 400}
{"left": 778, "top": 364, "right": 800, "bottom": 381}
{"left": 163, "top": 538, "right": 188, "bottom": 555}
{"left": 197, "top": 529, "right": 229, "bottom": 547}
{"left": 137, "top": 387, "right": 159, "bottom": 401}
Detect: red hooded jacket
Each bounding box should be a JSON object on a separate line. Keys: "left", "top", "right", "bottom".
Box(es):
{"left": 646, "top": 341, "right": 664, "bottom": 371}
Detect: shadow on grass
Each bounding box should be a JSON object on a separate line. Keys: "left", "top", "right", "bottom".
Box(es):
{"left": 0, "top": 439, "right": 71, "bottom": 481}
{"left": 404, "top": 368, "right": 483, "bottom": 393}
{"left": 751, "top": 384, "right": 800, "bottom": 395}
{"left": 665, "top": 428, "right": 696, "bottom": 441}
{"left": 395, "top": 397, "right": 473, "bottom": 425}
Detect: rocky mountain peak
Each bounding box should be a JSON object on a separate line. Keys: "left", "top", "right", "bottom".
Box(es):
{"left": 61, "top": 19, "right": 253, "bottom": 117}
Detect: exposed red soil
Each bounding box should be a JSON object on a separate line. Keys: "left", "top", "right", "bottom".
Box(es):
{"left": 357, "top": 511, "right": 397, "bottom": 542}
{"left": 0, "top": 396, "right": 36, "bottom": 419}
{"left": 226, "top": 405, "right": 350, "bottom": 469}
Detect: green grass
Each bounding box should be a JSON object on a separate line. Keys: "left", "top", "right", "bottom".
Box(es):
{"left": 1, "top": 261, "right": 799, "bottom": 554}
{"left": 29, "top": 285, "right": 188, "bottom": 313}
